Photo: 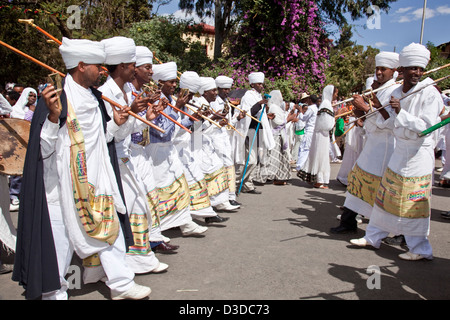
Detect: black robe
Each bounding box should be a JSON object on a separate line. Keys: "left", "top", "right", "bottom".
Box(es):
{"left": 12, "top": 86, "right": 133, "bottom": 300}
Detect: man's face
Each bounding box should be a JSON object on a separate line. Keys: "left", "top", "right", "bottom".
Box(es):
{"left": 375, "top": 66, "right": 395, "bottom": 85}
{"left": 83, "top": 64, "right": 103, "bottom": 87}
{"left": 161, "top": 79, "right": 178, "bottom": 97}
{"left": 217, "top": 87, "right": 230, "bottom": 100}
{"left": 251, "top": 83, "right": 264, "bottom": 93}
{"left": 13, "top": 86, "right": 24, "bottom": 94}
{"left": 122, "top": 62, "right": 136, "bottom": 83}
{"left": 204, "top": 88, "right": 218, "bottom": 103}
{"left": 135, "top": 63, "right": 153, "bottom": 84}
{"left": 400, "top": 66, "right": 424, "bottom": 87}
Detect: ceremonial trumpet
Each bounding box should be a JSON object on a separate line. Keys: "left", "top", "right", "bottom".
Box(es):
{"left": 0, "top": 40, "right": 165, "bottom": 134}
{"left": 332, "top": 62, "right": 450, "bottom": 108}
{"left": 348, "top": 74, "right": 450, "bottom": 125}
{"left": 225, "top": 98, "right": 261, "bottom": 123}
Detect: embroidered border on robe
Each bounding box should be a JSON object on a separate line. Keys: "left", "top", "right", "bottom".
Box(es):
{"left": 127, "top": 212, "right": 151, "bottom": 255}
{"left": 226, "top": 165, "right": 236, "bottom": 193}
{"left": 157, "top": 174, "right": 190, "bottom": 221}
{"left": 146, "top": 188, "right": 161, "bottom": 229}
{"left": 346, "top": 163, "right": 382, "bottom": 207}
{"left": 374, "top": 167, "right": 431, "bottom": 219}
{"left": 204, "top": 167, "right": 229, "bottom": 197}
{"left": 67, "top": 101, "right": 119, "bottom": 246}
{"left": 189, "top": 179, "right": 211, "bottom": 211}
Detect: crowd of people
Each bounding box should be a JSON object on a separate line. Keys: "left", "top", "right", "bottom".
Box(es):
{"left": 0, "top": 36, "right": 449, "bottom": 300}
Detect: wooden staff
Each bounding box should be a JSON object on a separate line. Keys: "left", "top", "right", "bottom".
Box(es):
{"left": 0, "top": 40, "right": 165, "bottom": 134}
{"left": 332, "top": 123, "right": 356, "bottom": 144}
{"left": 332, "top": 62, "right": 450, "bottom": 107}
{"left": 132, "top": 91, "right": 192, "bottom": 134}
{"left": 348, "top": 74, "right": 450, "bottom": 125}
{"left": 334, "top": 109, "right": 354, "bottom": 119}
{"left": 226, "top": 98, "right": 261, "bottom": 123}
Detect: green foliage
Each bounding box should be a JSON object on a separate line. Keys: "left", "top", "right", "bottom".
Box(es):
{"left": 127, "top": 17, "right": 211, "bottom": 73}
{"left": 426, "top": 42, "right": 450, "bottom": 90}
{"left": 325, "top": 45, "right": 379, "bottom": 97}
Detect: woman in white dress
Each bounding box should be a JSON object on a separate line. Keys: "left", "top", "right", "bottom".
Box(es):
{"left": 298, "top": 85, "right": 338, "bottom": 189}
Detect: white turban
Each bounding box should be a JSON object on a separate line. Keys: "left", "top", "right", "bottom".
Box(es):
{"left": 399, "top": 42, "right": 430, "bottom": 69}
{"left": 199, "top": 77, "right": 216, "bottom": 95}
{"left": 180, "top": 71, "right": 201, "bottom": 93}
{"left": 152, "top": 62, "right": 178, "bottom": 82}
{"left": 101, "top": 36, "right": 136, "bottom": 65}
{"left": 59, "top": 37, "right": 106, "bottom": 69}
{"left": 375, "top": 51, "right": 399, "bottom": 69}
{"left": 215, "top": 75, "right": 233, "bottom": 89}
{"left": 135, "top": 46, "right": 153, "bottom": 67}
{"left": 248, "top": 72, "right": 265, "bottom": 84}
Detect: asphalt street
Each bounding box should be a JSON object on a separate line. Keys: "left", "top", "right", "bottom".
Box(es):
{"left": 1, "top": 161, "right": 449, "bottom": 301}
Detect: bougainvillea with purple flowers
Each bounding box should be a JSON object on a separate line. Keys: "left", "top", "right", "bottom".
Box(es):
{"left": 202, "top": 0, "right": 331, "bottom": 102}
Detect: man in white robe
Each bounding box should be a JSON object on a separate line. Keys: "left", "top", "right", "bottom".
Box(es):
{"left": 33, "top": 37, "right": 151, "bottom": 300}
{"left": 196, "top": 77, "right": 239, "bottom": 212}
{"left": 214, "top": 75, "right": 241, "bottom": 206}
{"left": 98, "top": 39, "right": 168, "bottom": 274}
{"left": 128, "top": 46, "right": 180, "bottom": 253}
{"left": 331, "top": 51, "right": 400, "bottom": 234}
{"left": 147, "top": 62, "right": 208, "bottom": 236}
{"left": 351, "top": 43, "right": 442, "bottom": 261}
{"left": 235, "top": 72, "right": 275, "bottom": 194}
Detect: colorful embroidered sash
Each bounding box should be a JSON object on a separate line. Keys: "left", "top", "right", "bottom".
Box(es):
{"left": 189, "top": 179, "right": 211, "bottom": 211}
{"left": 204, "top": 167, "right": 229, "bottom": 197}
{"left": 67, "top": 101, "right": 120, "bottom": 246}
{"left": 158, "top": 174, "right": 190, "bottom": 221}
{"left": 226, "top": 165, "right": 236, "bottom": 193}
{"left": 347, "top": 163, "right": 382, "bottom": 206}
{"left": 374, "top": 167, "right": 431, "bottom": 219}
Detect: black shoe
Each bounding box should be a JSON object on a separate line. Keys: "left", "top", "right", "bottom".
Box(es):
{"left": 441, "top": 211, "right": 450, "bottom": 219}
{"left": 382, "top": 235, "right": 406, "bottom": 246}
{"left": 205, "top": 215, "right": 230, "bottom": 223}
{"left": 330, "top": 225, "right": 357, "bottom": 234}
{"left": 242, "top": 189, "right": 261, "bottom": 194}
{"left": 229, "top": 200, "right": 241, "bottom": 206}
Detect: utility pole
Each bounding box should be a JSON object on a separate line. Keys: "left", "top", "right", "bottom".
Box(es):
{"left": 420, "top": 0, "right": 427, "bottom": 44}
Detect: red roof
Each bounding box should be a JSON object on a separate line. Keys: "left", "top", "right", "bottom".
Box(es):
{"left": 187, "top": 23, "right": 215, "bottom": 35}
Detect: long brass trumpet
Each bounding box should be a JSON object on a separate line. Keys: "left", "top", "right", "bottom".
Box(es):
{"left": 226, "top": 98, "right": 261, "bottom": 123}
{"left": 332, "top": 62, "right": 450, "bottom": 108}
{"left": 348, "top": 74, "right": 450, "bottom": 125}
{"left": 0, "top": 40, "right": 165, "bottom": 134}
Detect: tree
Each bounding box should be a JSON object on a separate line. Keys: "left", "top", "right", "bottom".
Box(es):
{"left": 325, "top": 45, "right": 379, "bottom": 97}
{"left": 179, "top": 0, "right": 241, "bottom": 60}
{"left": 426, "top": 42, "right": 450, "bottom": 91}
{"left": 127, "top": 16, "right": 211, "bottom": 73}
{"left": 317, "top": 0, "right": 398, "bottom": 27}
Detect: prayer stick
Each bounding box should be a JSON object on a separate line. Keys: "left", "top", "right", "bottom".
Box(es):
{"left": 418, "top": 116, "right": 450, "bottom": 137}
{"left": 0, "top": 40, "right": 165, "bottom": 134}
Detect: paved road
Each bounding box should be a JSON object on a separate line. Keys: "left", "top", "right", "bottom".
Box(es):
{"left": 1, "top": 162, "right": 449, "bottom": 302}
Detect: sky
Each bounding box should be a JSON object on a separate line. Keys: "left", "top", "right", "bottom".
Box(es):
{"left": 153, "top": 0, "right": 450, "bottom": 51}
